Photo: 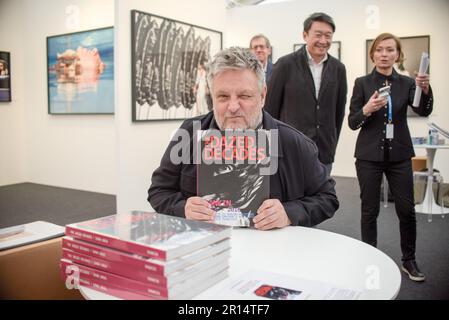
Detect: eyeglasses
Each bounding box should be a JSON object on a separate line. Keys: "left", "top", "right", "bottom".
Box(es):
{"left": 251, "top": 45, "right": 268, "bottom": 50}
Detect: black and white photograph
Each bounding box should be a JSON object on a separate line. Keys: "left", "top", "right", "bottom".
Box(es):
{"left": 131, "top": 10, "right": 222, "bottom": 121}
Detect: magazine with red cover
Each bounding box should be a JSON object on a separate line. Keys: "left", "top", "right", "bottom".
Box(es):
{"left": 66, "top": 276, "right": 151, "bottom": 300}
{"left": 65, "top": 211, "right": 232, "bottom": 260}
{"left": 197, "top": 129, "right": 271, "bottom": 227}
{"left": 62, "top": 236, "right": 230, "bottom": 276}
{"left": 60, "top": 258, "right": 229, "bottom": 300}
{"left": 61, "top": 246, "right": 230, "bottom": 287}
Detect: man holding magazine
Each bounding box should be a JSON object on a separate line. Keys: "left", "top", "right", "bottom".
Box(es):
{"left": 148, "top": 47, "right": 338, "bottom": 230}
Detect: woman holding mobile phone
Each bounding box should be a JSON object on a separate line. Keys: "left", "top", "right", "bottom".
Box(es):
{"left": 348, "top": 33, "right": 433, "bottom": 282}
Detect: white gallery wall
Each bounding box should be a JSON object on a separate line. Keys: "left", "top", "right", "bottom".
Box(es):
{"left": 114, "top": 0, "right": 226, "bottom": 213}
{"left": 225, "top": 0, "right": 449, "bottom": 180}
{"left": 0, "top": 0, "right": 27, "bottom": 186}
{"left": 0, "top": 0, "right": 117, "bottom": 194}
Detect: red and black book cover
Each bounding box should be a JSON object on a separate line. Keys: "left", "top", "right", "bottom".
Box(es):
{"left": 65, "top": 211, "right": 231, "bottom": 261}
{"left": 197, "top": 129, "right": 271, "bottom": 227}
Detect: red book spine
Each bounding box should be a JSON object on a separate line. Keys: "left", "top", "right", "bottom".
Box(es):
{"left": 62, "top": 237, "right": 165, "bottom": 275}
{"left": 61, "top": 271, "right": 152, "bottom": 300}
{"left": 65, "top": 225, "right": 167, "bottom": 260}
{"left": 60, "top": 259, "right": 169, "bottom": 299}
{"left": 62, "top": 248, "right": 168, "bottom": 287}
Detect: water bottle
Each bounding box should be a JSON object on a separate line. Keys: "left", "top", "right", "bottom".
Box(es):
{"left": 432, "top": 129, "right": 439, "bottom": 145}
{"left": 428, "top": 128, "right": 439, "bottom": 145}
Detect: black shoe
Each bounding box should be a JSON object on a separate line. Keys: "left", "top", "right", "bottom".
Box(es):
{"left": 401, "top": 260, "right": 426, "bottom": 282}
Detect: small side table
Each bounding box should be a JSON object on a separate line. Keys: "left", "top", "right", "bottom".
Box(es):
{"left": 413, "top": 144, "right": 449, "bottom": 219}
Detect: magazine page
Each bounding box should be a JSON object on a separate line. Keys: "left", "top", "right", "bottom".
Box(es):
{"left": 203, "top": 269, "right": 362, "bottom": 300}
{"left": 197, "top": 129, "right": 271, "bottom": 227}
{"left": 0, "top": 221, "right": 64, "bottom": 251}
{"left": 412, "top": 52, "right": 430, "bottom": 107}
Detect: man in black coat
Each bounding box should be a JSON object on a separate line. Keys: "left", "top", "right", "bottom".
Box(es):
{"left": 264, "top": 12, "right": 347, "bottom": 175}
{"left": 148, "top": 47, "right": 338, "bottom": 230}
{"left": 249, "top": 34, "right": 273, "bottom": 84}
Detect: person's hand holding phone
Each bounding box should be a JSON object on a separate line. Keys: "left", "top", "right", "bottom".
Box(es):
{"left": 363, "top": 87, "right": 389, "bottom": 116}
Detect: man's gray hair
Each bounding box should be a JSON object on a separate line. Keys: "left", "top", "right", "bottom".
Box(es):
{"left": 206, "top": 47, "right": 265, "bottom": 92}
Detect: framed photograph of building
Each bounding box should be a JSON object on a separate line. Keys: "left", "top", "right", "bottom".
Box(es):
{"left": 293, "top": 41, "right": 341, "bottom": 61}
{"left": 46, "top": 27, "right": 114, "bottom": 114}
{"left": 366, "top": 35, "right": 430, "bottom": 116}
{"left": 131, "top": 10, "right": 222, "bottom": 121}
{"left": 0, "top": 51, "right": 11, "bottom": 102}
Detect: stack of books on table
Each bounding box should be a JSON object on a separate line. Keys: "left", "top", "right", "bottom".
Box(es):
{"left": 60, "top": 211, "right": 232, "bottom": 300}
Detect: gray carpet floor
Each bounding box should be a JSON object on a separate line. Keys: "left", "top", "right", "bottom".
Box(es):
{"left": 0, "top": 178, "right": 448, "bottom": 299}
{"left": 318, "top": 176, "right": 449, "bottom": 300}
{"left": 0, "top": 183, "right": 116, "bottom": 228}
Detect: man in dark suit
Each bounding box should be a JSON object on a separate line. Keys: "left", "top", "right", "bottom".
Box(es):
{"left": 264, "top": 13, "right": 347, "bottom": 175}
{"left": 249, "top": 34, "right": 273, "bottom": 84}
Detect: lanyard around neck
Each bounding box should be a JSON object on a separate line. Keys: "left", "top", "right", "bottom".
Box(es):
{"left": 387, "top": 95, "right": 393, "bottom": 123}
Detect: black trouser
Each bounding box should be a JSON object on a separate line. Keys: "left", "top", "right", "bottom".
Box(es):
{"left": 355, "top": 159, "right": 416, "bottom": 261}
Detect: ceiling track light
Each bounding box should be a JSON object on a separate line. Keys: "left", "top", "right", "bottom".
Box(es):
{"left": 226, "top": 0, "right": 267, "bottom": 9}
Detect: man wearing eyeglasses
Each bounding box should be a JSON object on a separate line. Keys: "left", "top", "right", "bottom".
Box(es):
{"left": 250, "top": 34, "right": 273, "bottom": 84}
{"left": 264, "top": 13, "right": 347, "bottom": 177}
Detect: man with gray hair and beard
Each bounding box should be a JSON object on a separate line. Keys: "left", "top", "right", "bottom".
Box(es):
{"left": 148, "top": 47, "right": 338, "bottom": 230}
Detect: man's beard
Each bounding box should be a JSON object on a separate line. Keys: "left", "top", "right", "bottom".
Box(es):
{"left": 214, "top": 109, "right": 263, "bottom": 130}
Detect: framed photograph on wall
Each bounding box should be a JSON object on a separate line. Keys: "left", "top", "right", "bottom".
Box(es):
{"left": 131, "top": 10, "right": 223, "bottom": 122}
{"left": 366, "top": 35, "right": 430, "bottom": 116}
{"left": 293, "top": 41, "right": 341, "bottom": 61}
{"left": 0, "top": 51, "right": 11, "bottom": 102}
{"left": 46, "top": 27, "right": 114, "bottom": 114}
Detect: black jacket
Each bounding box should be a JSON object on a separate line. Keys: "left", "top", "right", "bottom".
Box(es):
{"left": 266, "top": 60, "right": 273, "bottom": 84}
{"left": 264, "top": 45, "right": 347, "bottom": 164}
{"left": 348, "top": 69, "right": 433, "bottom": 162}
{"left": 148, "top": 111, "right": 339, "bottom": 227}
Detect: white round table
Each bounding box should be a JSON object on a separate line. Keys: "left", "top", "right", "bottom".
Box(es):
{"left": 79, "top": 227, "right": 401, "bottom": 300}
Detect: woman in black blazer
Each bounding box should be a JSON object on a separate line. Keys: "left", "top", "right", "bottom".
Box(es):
{"left": 348, "top": 33, "right": 433, "bottom": 282}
